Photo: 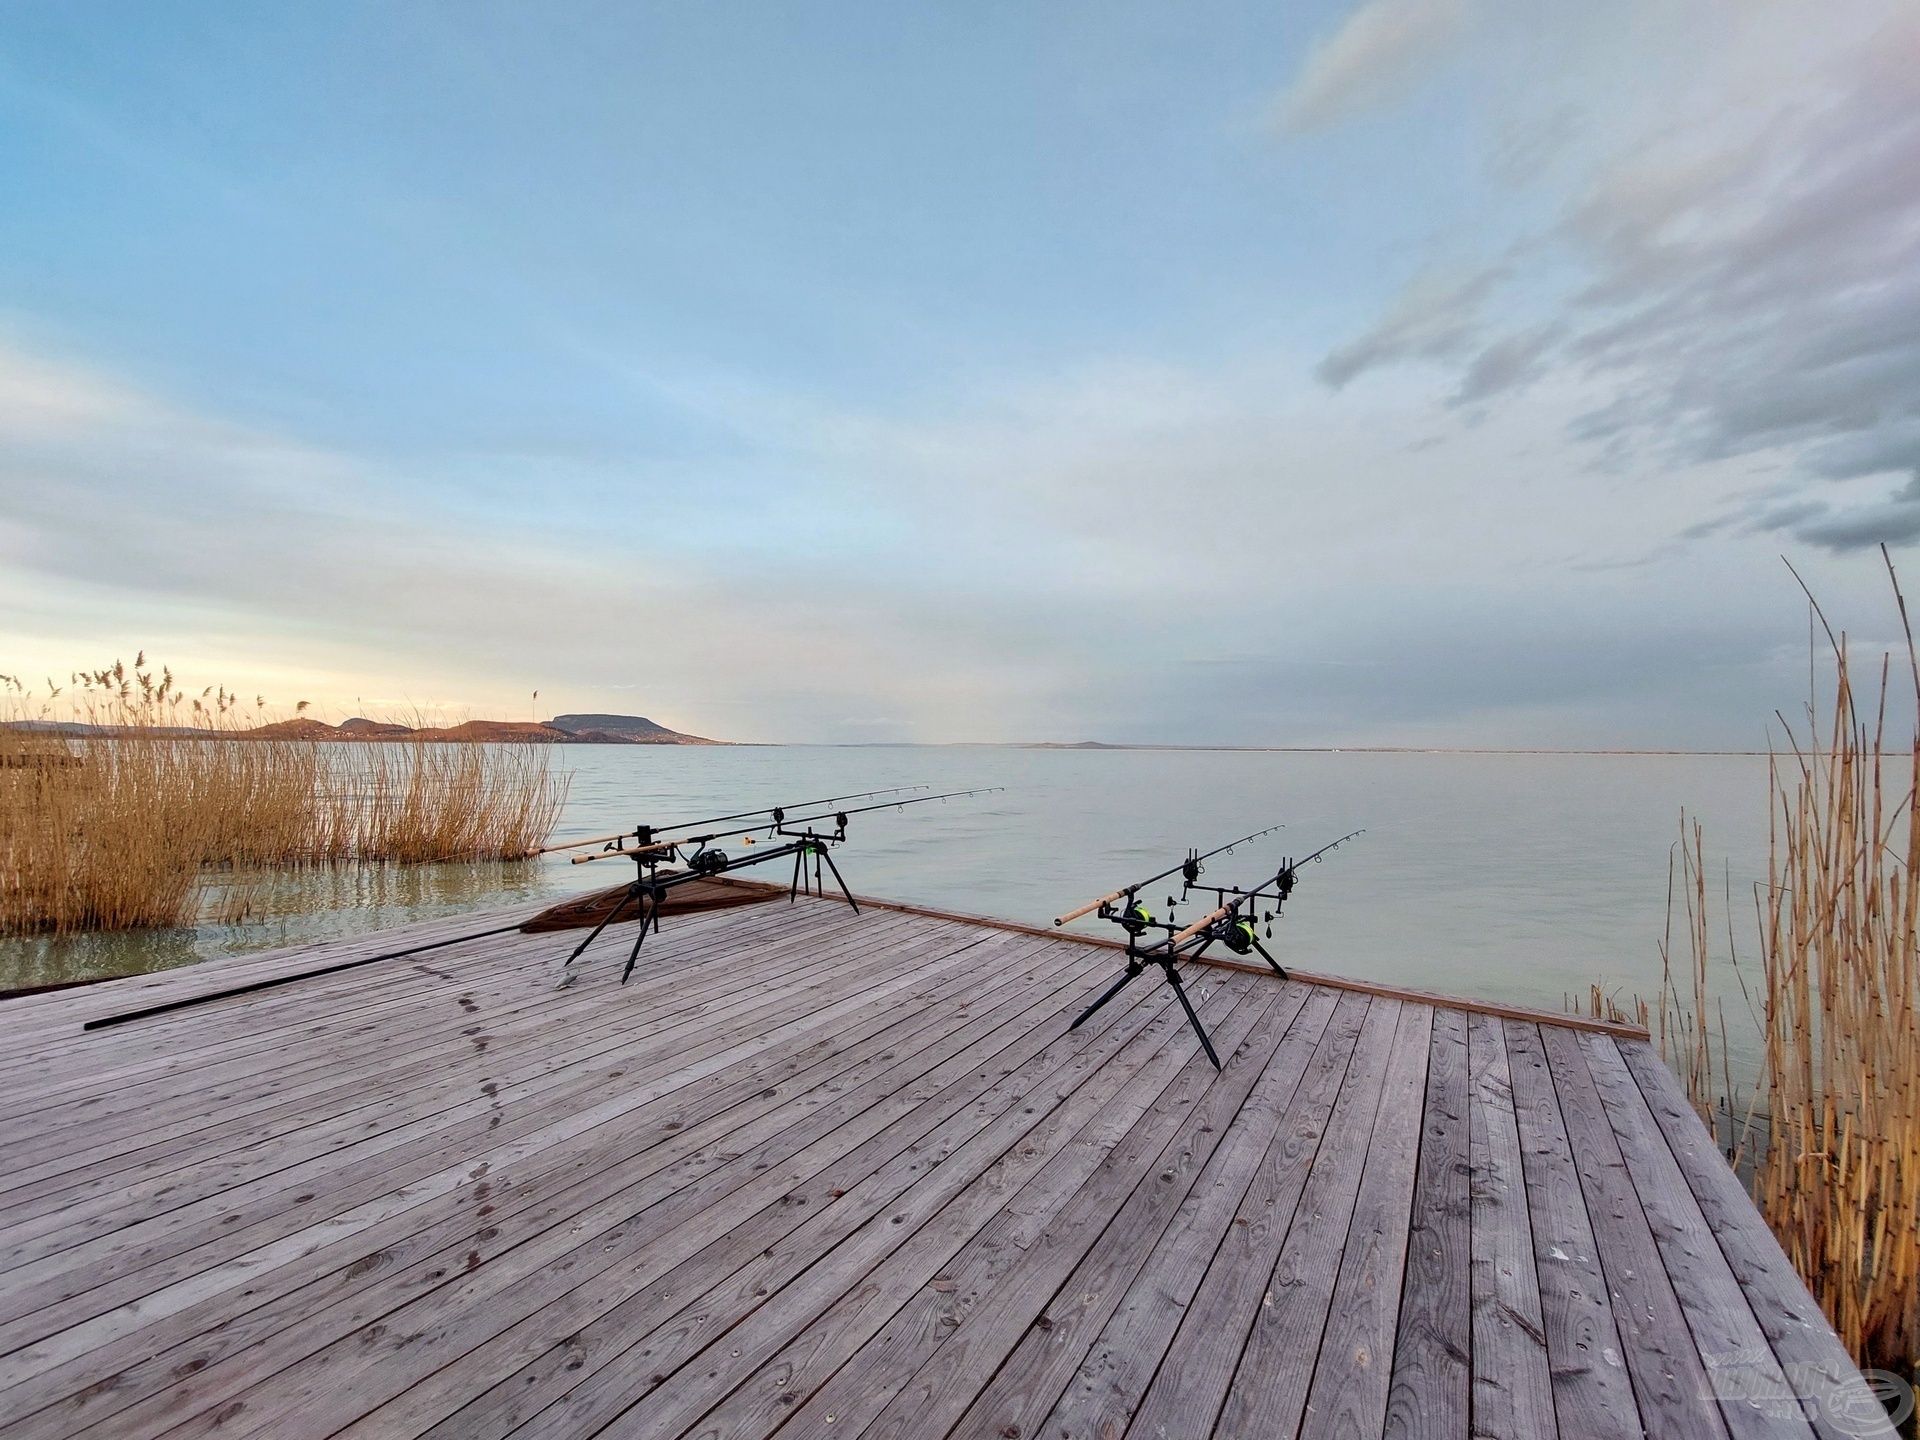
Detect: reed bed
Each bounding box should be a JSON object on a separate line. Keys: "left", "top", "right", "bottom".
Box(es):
{"left": 330, "top": 743, "right": 567, "bottom": 864}
{"left": 1, "top": 659, "right": 568, "bottom": 936}
{"left": 1754, "top": 617, "right": 1919, "bottom": 1375}
{"left": 1629, "top": 557, "right": 1920, "bottom": 1385}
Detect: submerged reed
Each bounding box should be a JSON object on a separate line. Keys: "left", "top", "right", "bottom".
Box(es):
{"left": 0, "top": 659, "right": 568, "bottom": 936}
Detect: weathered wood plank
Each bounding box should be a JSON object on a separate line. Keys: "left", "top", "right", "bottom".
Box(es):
{"left": 0, "top": 900, "right": 554, "bottom": 1039}
{"left": 0, "top": 920, "right": 979, "bottom": 1379}
{"left": 1134, "top": 994, "right": 1399, "bottom": 1440}
{"left": 0, "top": 907, "right": 898, "bottom": 1199}
{"left": 1037, "top": 987, "right": 1373, "bottom": 1440}
{"left": 1617, "top": 1040, "right": 1900, "bottom": 1440}
{"left": 1502, "top": 1020, "right": 1642, "bottom": 1440}
{"left": 1582, "top": 1034, "right": 1816, "bottom": 1440}
{"left": 379, "top": 946, "right": 1154, "bottom": 1440}
{"left": 795, "top": 985, "right": 1319, "bottom": 1440}
{"left": 151, "top": 947, "right": 1235, "bottom": 1440}
{"left": 572, "top": 978, "right": 1273, "bottom": 1440}
{"left": 5, "top": 937, "right": 1100, "bottom": 1438}
{"left": 0, "top": 911, "right": 935, "bottom": 1290}
{"left": 0, "top": 906, "right": 906, "bottom": 1221}
{"left": 1466, "top": 1012, "right": 1557, "bottom": 1440}
{"left": 149, "top": 938, "right": 1129, "bottom": 1440}
{"left": 0, "top": 896, "right": 1888, "bottom": 1440}
{"left": 944, "top": 987, "right": 1342, "bottom": 1440}
{"left": 1296, "top": 1002, "right": 1434, "bottom": 1439}
{"left": 0, "top": 899, "right": 878, "bottom": 1116}
{"left": 1382, "top": 1005, "right": 1471, "bottom": 1440}
{"left": 1537, "top": 1023, "right": 1731, "bottom": 1438}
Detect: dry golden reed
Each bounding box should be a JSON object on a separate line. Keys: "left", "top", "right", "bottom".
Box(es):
{"left": 1, "top": 658, "right": 567, "bottom": 936}
{"left": 1635, "top": 554, "right": 1920, "bottom": 1381}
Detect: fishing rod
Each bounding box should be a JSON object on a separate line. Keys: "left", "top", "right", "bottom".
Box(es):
{"left": 1064, "top": 827, "right": 1364, "bottom": 1069}
{"left": 1052, "top": 821, "right": 1288, "bottom": 928}
{"left": 568, "top": 787, "right": 998, "bottom": 866}
{"left": 527, "top": 784, "right": 932, "bottom": 857}
{"left": 559, "top": 785, "right": 1004, "bottom": 984}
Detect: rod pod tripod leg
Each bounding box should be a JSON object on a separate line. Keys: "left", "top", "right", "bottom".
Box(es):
{"left": 1071, "top": 950, "right": 1223, "bottom": 1070}
{"left": 1070, "top": 961, "right": 1144, "bottom": 1030}
{"left": 564, "top": 884, "right": 637, "bottom": 970}
{"left": 815, "top": 844, "right": 861, "bottom": 913}
{"left": 619, "top": 885, "right": 661, "bottom": 985}
{"left": 1158, "top": 959, "right": 1222, "bottom": 1070}
{"left": 1249, "top": 933, "right": 1288, "bottom": 979}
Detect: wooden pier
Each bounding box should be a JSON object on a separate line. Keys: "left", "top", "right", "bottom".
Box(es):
{"left": 0, "top": 894, "right": 1890, "bottom": 1438}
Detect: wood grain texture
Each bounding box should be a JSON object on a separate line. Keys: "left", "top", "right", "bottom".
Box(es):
{"left": 1503, "top": 1019, "right": 1644, "bottom": 1440}
{"left": 1383, "top": 1005, "right": 1471, "bottom": 1440}
{"left": 1617, "top": 1040, "right": 1900, "bottom": 1440}
{"left": 1582, "top": 1035, "right": 1815, "bottom": 1440}
{"left": 0, "top": 897, "right": 1880, "bottom": 1440}
{"left": 1298, "top": 1002, "right": 1435, "bottom": 1440}
{"left": 1538, "top": 1023, "right": 1732, "bottom": 1439}
{"left": 1465, "top": 1012, "right": 1556, "bottom": 1440}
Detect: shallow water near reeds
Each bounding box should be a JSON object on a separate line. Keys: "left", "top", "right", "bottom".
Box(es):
{"left": 1, "top": 745, "right": 1774, "bottom": 1047}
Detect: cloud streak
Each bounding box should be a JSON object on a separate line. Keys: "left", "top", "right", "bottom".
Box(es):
{"left": 1313, "top": 3, "right": 1920, "bottom": 551}
{"left": 1277, "top": 0, "right": 1474, "bottom": 132}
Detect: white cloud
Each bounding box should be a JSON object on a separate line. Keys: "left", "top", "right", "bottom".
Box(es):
{"left": 1277, "top": 0, "right": 1474, "bottom": 132}
{"left": 0, "top": 339, "right": 1072, "bottom": 741}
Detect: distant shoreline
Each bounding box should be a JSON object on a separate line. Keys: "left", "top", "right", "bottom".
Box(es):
{"left": 1, "top": 712, "right": 726, "bottom": 746}
{"left": 4, "top": 721, "right": 1768, "bottom": 756}
{"left": 833, "top": 741, "right": 1772, "bottom": 756}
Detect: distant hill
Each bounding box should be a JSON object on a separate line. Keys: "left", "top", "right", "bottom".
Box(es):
{"left": 548, "top": 714, "right": 720, "bottom": 745}
{"left": 3, "top": 713, "right": 725, "bottom": 745}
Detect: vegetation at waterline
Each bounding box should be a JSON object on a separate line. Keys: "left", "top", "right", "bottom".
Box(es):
{"left": 0, "top": 658, "right": 567, "bottom": 936}
{"left": 1590, "top": 555, "right": 1919, "bottom": 1384}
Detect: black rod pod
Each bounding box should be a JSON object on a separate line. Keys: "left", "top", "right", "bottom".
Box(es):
{"left": 559, "top": 786, "right": 1005, "bottom": 985}
{"left": 1062, "top": 827, "right": 1364, "bottom": 1070}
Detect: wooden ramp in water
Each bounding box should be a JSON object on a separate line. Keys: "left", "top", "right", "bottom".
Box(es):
{"left": 0, "top": 895, "right": 1890, "bottom": 1439}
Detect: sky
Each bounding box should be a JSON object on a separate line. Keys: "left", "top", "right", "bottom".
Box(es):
{"left": 1, "top": 0, "right": 1916, "bottom": 746}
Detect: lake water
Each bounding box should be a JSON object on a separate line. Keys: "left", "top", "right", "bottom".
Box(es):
{"left": 1, "top": 746, "right": 1773, "bottom": 1044}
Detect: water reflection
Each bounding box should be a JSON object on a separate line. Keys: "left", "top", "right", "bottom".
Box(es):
{"left": 2, "top": 859, "right": 550, "bottom": 988}
{"left": 1, "top": 746, "right": 1773, "bottom": 1043}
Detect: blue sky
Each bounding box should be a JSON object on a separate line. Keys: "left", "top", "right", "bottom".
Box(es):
{"left": 3, "top": 1, "right": 1916, "bottom": 744}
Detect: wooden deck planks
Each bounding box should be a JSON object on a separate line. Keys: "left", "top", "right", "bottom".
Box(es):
{"left": 12, "top": 936, "right": 1102, "bottom": 1439}
{"left": 1465, "top": 1012, "right": 1556, "bottom": 1440}
{"left": 1579, "top": 1033, "right": 1814, "bottom": 1440}
{"left": 0, "top": 908, "right": 910, "bottom": 1232}
{"left": 1383, "top": 1005, "right": 1471, "bottom": 1440}
{"left": 1298, "top": 1001, "right": 1435, "bottom": 1439}
{"left": 1537, "top": 1024, "right": 1734, "bottom": 1438}
{"left": 945, "top": 986, "right": 1343, "bottom": 1440}
{"left": 0, "top": 897, "right": 1885, "bottom": 1440}
{"left": 0, "top": 915, "right": 959, "bottom": 1354}
{"left": 1503, "top": 1019, "right": 1645, "bottom": 1440}
{"left": 1616, "top": 1041, "right": 1901, "bottom": 1440}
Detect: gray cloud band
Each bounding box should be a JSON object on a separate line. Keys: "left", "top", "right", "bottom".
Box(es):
{"left": 1316, "top": 12, "right": 1920, "bottom": 553}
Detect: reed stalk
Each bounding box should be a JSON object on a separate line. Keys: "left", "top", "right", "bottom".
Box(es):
{"left": 1641, "top": 554, "right": 1920, "bottom": 1382}
{"left": 1, "top": 658, "right": 568, "bottom": 936}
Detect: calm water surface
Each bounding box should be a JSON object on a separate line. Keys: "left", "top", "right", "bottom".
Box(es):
{"left": 3, "top": 747, "right": 1770, "bottom": 1037}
